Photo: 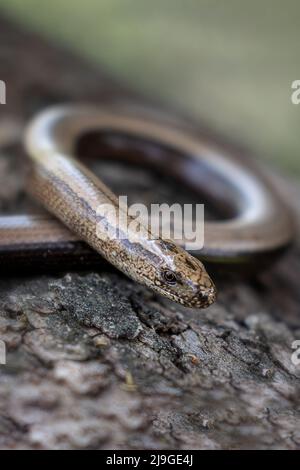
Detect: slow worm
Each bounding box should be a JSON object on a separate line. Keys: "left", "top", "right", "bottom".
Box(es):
{"left": 0, "top": 105, "right": 294, "bottom": 308}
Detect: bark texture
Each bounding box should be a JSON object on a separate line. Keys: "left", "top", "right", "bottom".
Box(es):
{"left": 0, "top": 18, "right": 300, "bottom": 450}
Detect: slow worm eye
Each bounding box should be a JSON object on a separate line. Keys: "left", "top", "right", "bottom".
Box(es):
{"left": 162, "top": 269, "right": 177, "bottom": 285}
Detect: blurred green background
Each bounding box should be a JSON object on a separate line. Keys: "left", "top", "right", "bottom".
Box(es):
{"left": 1, "top": 0, "right": 299, "bottom": 175}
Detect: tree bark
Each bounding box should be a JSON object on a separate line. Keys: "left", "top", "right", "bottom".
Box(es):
{"left": 0, "top": 18, "right": 299, "bottom": 450}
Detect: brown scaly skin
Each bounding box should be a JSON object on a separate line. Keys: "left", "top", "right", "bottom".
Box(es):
{"left": 140, "top": 239, "right": 217, "bottom": 308}
{"left": 28, "top": 162, "right": 216, "bottom": 308}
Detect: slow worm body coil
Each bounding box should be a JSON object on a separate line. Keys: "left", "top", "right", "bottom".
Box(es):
{"left": 0, "top": 105, "right": 294, "bottom": 308}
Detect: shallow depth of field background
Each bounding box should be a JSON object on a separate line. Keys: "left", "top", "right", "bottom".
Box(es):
{"left": 1, "top": 0, "right": 299, "bottom": 175}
